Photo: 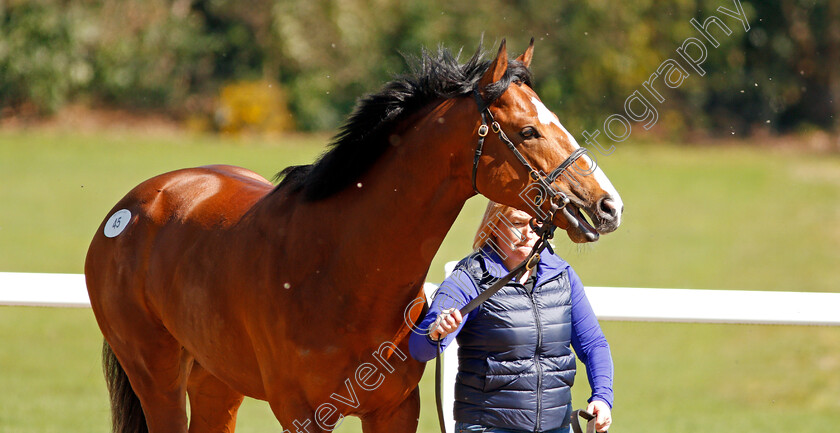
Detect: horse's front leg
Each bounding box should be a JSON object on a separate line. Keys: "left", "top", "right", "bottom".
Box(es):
{"left": 187, "top": 363, "right": 245, "bottom": 433}
{"left": 360, "top": 386, "right": 421, "bottom": 433}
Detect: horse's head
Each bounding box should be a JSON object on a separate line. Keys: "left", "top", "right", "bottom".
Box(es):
{"left": 472, "top": 39, "right": 623, "bottom": 243}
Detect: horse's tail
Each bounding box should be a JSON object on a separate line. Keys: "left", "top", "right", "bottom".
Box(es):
{"left": 102, "top": 340, "right": 148, "bottom": 433}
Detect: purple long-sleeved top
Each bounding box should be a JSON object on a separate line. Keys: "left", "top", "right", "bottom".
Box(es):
{"left": 409, "top": 249, "right": 615, "bottom": 408}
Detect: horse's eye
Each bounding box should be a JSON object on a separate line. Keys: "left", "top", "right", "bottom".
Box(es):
{"left": 520, "top": 127, "right": 539, "bottom": 139}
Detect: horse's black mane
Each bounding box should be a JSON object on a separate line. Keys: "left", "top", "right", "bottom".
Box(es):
{"left": 273, "top": 45, "right": 533, "bottom": 201}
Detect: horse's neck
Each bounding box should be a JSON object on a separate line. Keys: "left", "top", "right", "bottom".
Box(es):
{"left": 328, "top": 100, "right": 476, "bottom": 286}
{"left": 249, "top": 98, "right": 476, "bottom": 327}
{"left": 242, "top": 99, "right": 477, "bottom": 343}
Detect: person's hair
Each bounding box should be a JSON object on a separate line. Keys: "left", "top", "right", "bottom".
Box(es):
{"left": 473, "top": 201, "right": 517, "bottom": 251}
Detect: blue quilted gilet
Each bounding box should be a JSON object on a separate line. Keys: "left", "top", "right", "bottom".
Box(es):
{"left": 453, "top": 250, "right": 576, "bottom": 432}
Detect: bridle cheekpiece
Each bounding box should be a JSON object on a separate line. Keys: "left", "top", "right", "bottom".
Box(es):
{"left": 471, "top": 87, "right": 588, "bottom": 221}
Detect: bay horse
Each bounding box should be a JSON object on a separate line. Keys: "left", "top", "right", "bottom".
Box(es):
{"left": 85, "top": 40, "right": 623, "bottom": 433}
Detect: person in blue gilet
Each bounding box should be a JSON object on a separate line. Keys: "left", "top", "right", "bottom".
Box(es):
{"left": 409, "top": 202, "right": 614, "bottom": 433}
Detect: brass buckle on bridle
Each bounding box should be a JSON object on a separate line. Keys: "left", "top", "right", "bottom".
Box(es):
{"left": 526, "top": 253, "right": 540, "bottom": 271}
{"left": 478, "top": 124, "right": 489, "bottom": 137}
{"left": 491, "top": 121, "right": 501, "bottom": 134}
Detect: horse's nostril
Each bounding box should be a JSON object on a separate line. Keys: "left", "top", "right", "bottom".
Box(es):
{"left": 599, "top": 197, "right": 618, "bottom": 218}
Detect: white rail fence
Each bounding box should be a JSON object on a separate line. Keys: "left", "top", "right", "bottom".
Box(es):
{"left": 0, "top": 272, "right": 90, "bottom": 308}
{"left": 4, "top": 271, "right": 839, "bottom": 326}
{"left": 3, "top": 271, "right": 838, "bottom": 433}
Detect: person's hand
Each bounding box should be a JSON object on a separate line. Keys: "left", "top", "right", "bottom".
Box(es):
{"left": 586, "top": 400, "right": 612, "bottom": 432}
{"left": 429, "top": 308, "right": 462, "bottom": 341}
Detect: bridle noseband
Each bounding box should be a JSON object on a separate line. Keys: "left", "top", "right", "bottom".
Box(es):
{"left": 471, "top": 88, "right": 588, "bottom": 216}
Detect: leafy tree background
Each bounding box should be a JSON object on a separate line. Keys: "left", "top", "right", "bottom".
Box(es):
{"left": 0, "top": 0, "right": 837, "bottom": 137}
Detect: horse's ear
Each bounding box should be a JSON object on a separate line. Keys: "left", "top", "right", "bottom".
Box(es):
{"left": 516, "top": 37, "right": 535, "bottom": 68}
{"left": 478, "top": 39, "right": 508, "bottom": 91}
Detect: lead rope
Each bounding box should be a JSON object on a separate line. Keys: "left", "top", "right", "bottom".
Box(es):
{"left": 571, "top": 410, "right": 597, "bottom": 433}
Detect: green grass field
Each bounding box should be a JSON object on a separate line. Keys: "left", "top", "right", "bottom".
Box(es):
{"left": 1, "top": 129, "right": 838, "bottom": 432}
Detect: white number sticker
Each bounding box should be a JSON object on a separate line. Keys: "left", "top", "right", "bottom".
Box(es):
{"left": 104, "top": 209, "right": 132, "bottom": 238}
